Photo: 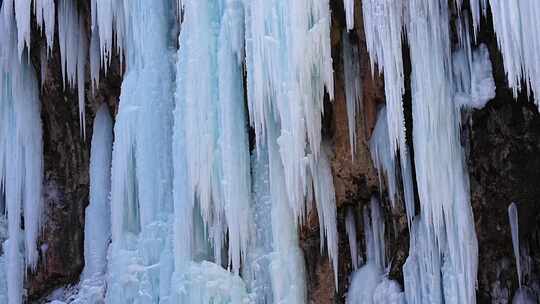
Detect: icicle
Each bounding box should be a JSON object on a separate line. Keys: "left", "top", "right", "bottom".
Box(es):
{"left": 405, "top": 1, "right": 478, "bottom": 303}
{"left": 174, "top": 0, "right": 251, "bottom": 274}
{"left": 90, "top": 0, "right": 125, "bottom": 70}
{"left": 0, "top": 10, "right": 44, "bottom": 303}
{"left": 58, "top": 0, "right": 87, "bottom": 137}
{"left": 370, "top": 107, "right": 399, "bottom": 208}
{"left": 244, "top": 0, "right": 338, "bottom": 286}
{"left": 308, "top": 147, "right": 339, "bottom": 286}
{"left": 13, "top": 0, "right": 31, "bottom": 58}
{"left": 342, "top": 31, "right": 362, "bottom": 159}
{"left": 345, "top": 208, "right": 358, "bottom": 270}
{"left": 488, "top": 0, "right": 540, "bottom": 108}
{"left": 34, "top": 0, "right": 56, "bottom": 53}
{"left": 83, "top": 104, "right": 112, "bottom": 280}
{"left": 508, "top": 202, "right": 521, "bottom": 288}
{"left": 343, "top": 0, "right": 355, "bottom": 31}
{"left": 244, "top": 0, "right": 334, "bottom": 216}
{"left": 362, "top": 0, "right": 406, "bottom": 159}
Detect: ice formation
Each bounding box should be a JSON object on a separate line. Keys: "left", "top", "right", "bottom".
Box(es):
{"left": 345, "top": 208, "right": 359, "bottom": 270}
{"left": 362, "top": 0, "right": 406, "bottom": 160}
{"left": 453, "top": 43, "right": 496, "bottom": 109}
{"left": 70, "top": 104, "right": 113, "bottom": 303}
{"left": 508, "top": 203, "right": 521, "bottom": 288}
{"left": 346, "top": 197, "right": 405, "bottom": 304}
{"left": 342, "top": 31, "right": 363, "bottom": 159}
{"left": 58, "top": 0, "right": 87, "bottom": 136}
{"left": 0, "top": 4, "right": 44, "bottom": 303}
{"left": 2, "top": 0, "right": 540, "bottom": 303}
{"left": 370, "top": 106, "right": 398, "bottom": 207}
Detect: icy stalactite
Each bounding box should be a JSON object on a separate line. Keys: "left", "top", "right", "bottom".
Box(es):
{"left": 508, "top": 202, "right": 521, "bottom": 288}
{"left": 244, "top": 0, "right": 339, "bottom": 284}
{"left": 0, "top": 10, "right": 43, "bottom": 304}
{"left": 58, "top": 0, "right": 87, "bottom": 136}
{"left": 343, "top": 0, "right": 355, "bottom": 30}
{"left": 90, "top": 0, "right": 125, "bottom": 71}
{"left": 106, "top": 0, "right": 175, "bottom": 302}
{"left": 405, "top": 1, "right": 478, "bottom": 303}
{"left": 174, "top": 0, "right": 251, "bottom": 275}
{"left": 487, "top": 0, "right": 540, "bottom": 107}
{"left": 13, "top": 0, "right": 31, "bottom": 58}
{"left": 34, "top": 0, "right": 55, "bottom": 53}
{"left": 362, "top": 0, "right": 406, "bottom": 160}
{"left": 370, "top": 106, "right": 398, "bottom": 207}
{"left": 370, "top": 105, "right": 415, "bottom": 224}
{"left": 345, "top": 208, "right": 359, "bottom": 270}
{"left": 342, "top": 31, "right": 363, "bottom": 159}
{"left": 308, "top": 147, "right": 339, "bottom": 285}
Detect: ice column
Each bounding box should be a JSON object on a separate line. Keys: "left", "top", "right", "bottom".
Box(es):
{"left": 106, "top": 0, "right": 175, "bottom": 302}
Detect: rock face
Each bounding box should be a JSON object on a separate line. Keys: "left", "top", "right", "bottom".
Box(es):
{"left": 23, "top": 0, "right": 540, "bottom": 303}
